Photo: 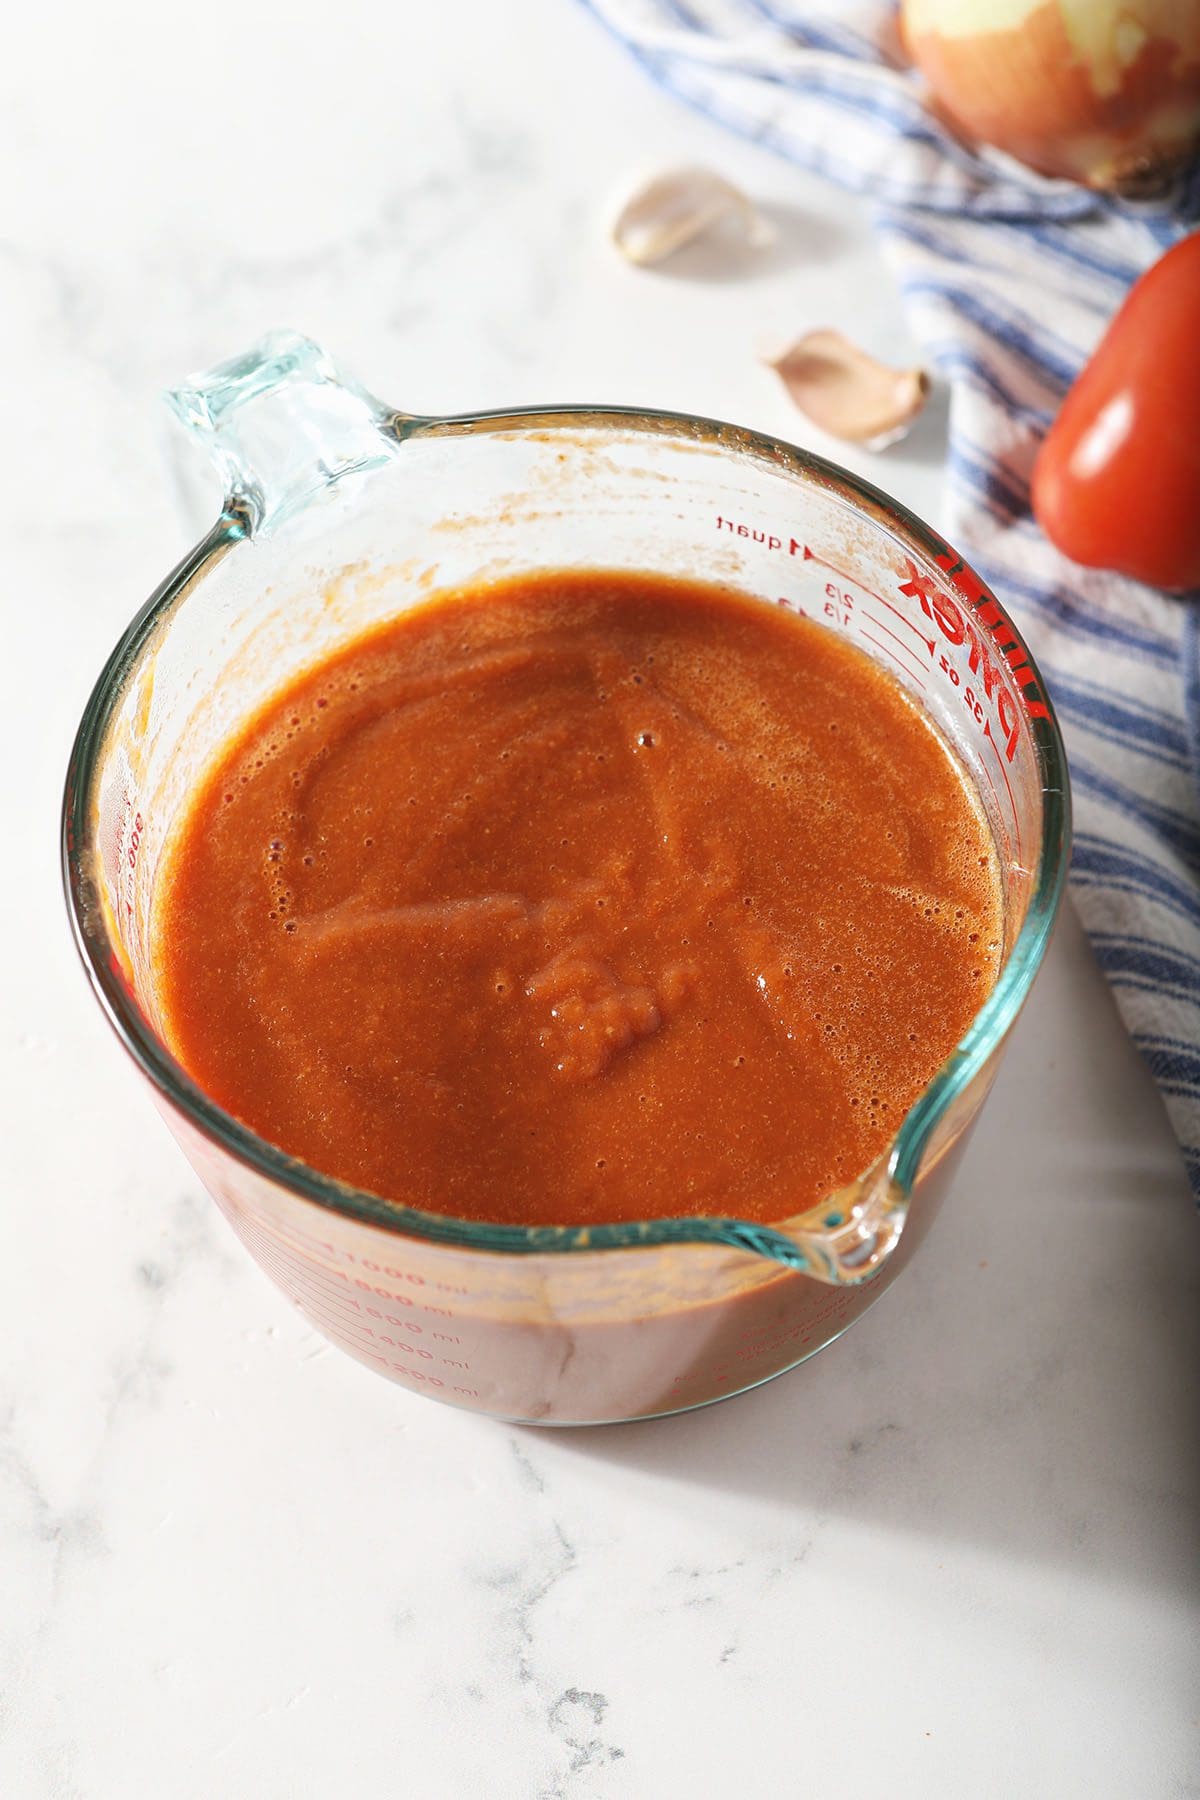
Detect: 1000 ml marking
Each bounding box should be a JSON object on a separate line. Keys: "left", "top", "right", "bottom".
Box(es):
{"left": 236, "top": 1218, "right": 484, "bottom": 1397}
{"left": 118, "top": 801, "right": 145, "bottom": 922}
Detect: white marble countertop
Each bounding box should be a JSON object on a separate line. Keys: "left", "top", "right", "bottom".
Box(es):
{"left": 3, "top": 1, "right": 1198, "bottom": 1794}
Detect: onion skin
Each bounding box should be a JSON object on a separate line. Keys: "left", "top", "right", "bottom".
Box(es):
{"left": 901, "top": 0, "right": 1200, "bottom": 192}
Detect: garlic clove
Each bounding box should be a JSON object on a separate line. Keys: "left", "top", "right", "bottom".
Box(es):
{"left": 768, "top": 330, "right": 930, "bottom": 448}
{"left": 611, "top": 167, "right": 776, "bottom": 267}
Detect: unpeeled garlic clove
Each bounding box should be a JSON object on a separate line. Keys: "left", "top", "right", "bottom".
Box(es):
{"left": 768, "top": 330, "right": 930, "bottom": 448}
{"left": 611, "top": 167, "right": 775, "bottom": 267}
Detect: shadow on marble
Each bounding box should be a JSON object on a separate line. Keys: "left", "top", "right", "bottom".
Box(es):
{"left": 885, "top": 374, "right": 951, "bottom": 471}
{"left": 537, "top": 912, "right": 1200, "bottom": 1596}
{"left": 545, "top": 1139, "right": 1200, "bottom": 1601}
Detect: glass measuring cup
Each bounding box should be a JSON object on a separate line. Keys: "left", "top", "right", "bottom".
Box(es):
{"left": 63, "top": 332, "right": 1070, "bottom": 1425}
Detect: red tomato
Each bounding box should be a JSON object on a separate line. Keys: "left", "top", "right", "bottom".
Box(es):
{"left": 1032, "top": 230, "right": 1200, "bottom": 592}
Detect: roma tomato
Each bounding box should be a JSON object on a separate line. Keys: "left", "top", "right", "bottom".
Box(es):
{"left": 1032, "top": 231, "right": 1200, "bottom": 592}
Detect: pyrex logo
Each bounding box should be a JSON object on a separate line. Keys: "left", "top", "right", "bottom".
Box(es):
{"left": 898, "top": 558, "right": 1049, "bottom": 764}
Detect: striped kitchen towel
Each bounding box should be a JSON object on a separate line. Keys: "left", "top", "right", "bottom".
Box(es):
{"left": 582, "top": 0, "right": 1200, "bottom": 1198}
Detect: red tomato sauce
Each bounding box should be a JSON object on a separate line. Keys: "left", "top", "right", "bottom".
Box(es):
{"left": 155, "top": 570, "right": 1002, "bottom": 1227}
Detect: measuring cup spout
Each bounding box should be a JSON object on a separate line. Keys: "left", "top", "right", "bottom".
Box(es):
{"left": 721, "top": 1149, "right": 908, "bottom": 1284}
{"left": 165, "top": 330, "right": 414, "bottom": 535}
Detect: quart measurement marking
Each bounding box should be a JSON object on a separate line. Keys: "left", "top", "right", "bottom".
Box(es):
{"left": 860, "top": 613, "right": 932, "bottom": 678}
{"left": 803, "top": 547, "right": 937, "bottom": 652}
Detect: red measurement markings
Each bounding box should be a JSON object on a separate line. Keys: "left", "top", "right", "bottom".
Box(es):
{"left": 318, "top": 1319, "right": 401, "bottom": 1357}
{"left": 984, "top": 720, "right": 1022, "bottom": 862}
{"left": 900, "top": 557, "right": 1044, "bottom": 766}
{"left": 253, "top": 1251, "right": 354, "bottom": 1301}
{"left": 860, "top": 614, "right": 931, "bottom": 681}
{"left": 927, "top": 542, "right": 1052, "bottom": 730}
{"left": 816, "top": 579, "right": 929, "bottom": 689}
{"left": 273, "top": 1275, "right": 367, "bottom": 1326}
{"left": 260, "top": 1266, "right": 374, "bottom": 1332}
{"left": 236, "top": 1235, "right": 389, "bottom": 1327}
{"left": 249, "top": 1238, "right": 453, "bottom": 1352}
{"left": 252, "top": 1258, "right": 428, "bottom": 1340}
{"left": 974, "top": 750, "right": 1011, "bottom": 862}
{"left": 289, "top": 1298, "right": 369, "bottom": 1339}
{"left": 238, "top": 1228, "right": 344, "bottom": 1282}
{"left": 356, "top": 1330, "right": 442, "bottom": 1361}
{"left": 859, "top": 628, "right": 929, "bottom": 689}
{"left": 243, "top": 1222, "right": 433, "bottom": 1308}
{"left": 121, "top": 802, "right": 146, "bottom": 921}
{"left": 261, "top": 1222, "right": 437, "bottom": 1287}
{"left": 803, "top": 547, "right": 937, "bottom": 652}
{"left": 804, "top": 544, "right": 1026, "bottom": 853}
{"left": 234, "top": 1224, "right": 356, "bottom": 1293}
{"left": 267, "top": 1278, "right": 374, "bottom": 1344}
{"left": 272, "top": 1288, "right": 389, "bottom": 1350}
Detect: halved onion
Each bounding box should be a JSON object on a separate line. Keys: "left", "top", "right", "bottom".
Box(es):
{"left": 901, "top": 0, "right": 1200, "bottom": 193}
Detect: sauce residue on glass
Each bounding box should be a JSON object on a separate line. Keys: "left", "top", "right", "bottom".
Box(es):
{"left": 155, "top": 569, "right": 1002, "bottom": 1226}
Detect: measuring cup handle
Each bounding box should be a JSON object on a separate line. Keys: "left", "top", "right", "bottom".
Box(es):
{"left": 165, "top": 330, "right": 413, "bottom": 535}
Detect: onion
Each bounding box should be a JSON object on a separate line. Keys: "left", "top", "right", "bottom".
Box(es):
{"left": 900, "top": 0, "right": 1200, "bottom": 193}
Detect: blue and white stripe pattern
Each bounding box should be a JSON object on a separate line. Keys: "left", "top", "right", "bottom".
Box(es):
{"left": 584, "top": 0, "right": 1200, "bottom": 1195}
